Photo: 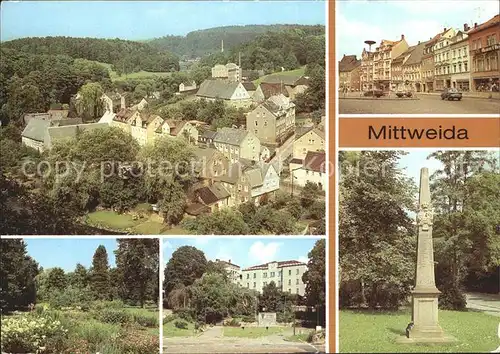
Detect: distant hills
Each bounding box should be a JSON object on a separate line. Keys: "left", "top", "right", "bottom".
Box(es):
{"left": 145, "top": 24, "right": 325, "bottom": 58}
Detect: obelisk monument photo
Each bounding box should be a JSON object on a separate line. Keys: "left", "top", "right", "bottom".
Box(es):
{"left": 399, "top": 167, "right": 456, "bottom": 343}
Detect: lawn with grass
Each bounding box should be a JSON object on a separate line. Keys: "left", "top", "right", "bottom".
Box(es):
{"left": 284, "top": 332, "right": 311, "bottom": 342}
{"left": 253, "top": 67, "right": 306, "bottom": 86}
{"left": 85, "top": 210, "right": 189, "bottom": 235}
{"left": 163, "top": 320, "right": 195, "bottom": 337}
{"left": 223, "top": 326, "right": 286, "bottom": 338}
{"left": 85, "top": 210, "right": 139, "bottom": 230}
{"left": 340, "top": 309, "right": 500, "bottom": 353}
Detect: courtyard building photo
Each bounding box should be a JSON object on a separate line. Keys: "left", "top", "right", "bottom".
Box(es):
{"left": 162, "top": 237, "right": 326, "bottom": 353}
{"left": 337, "top": 0, "right": 500, "bottom": 114}
{"left": 0, "top": 238, "right": 160, "bottom": 354}
{"left": 0, "top": 1, "right": 326, "bottom": 236}
{"left": 338, "top": 149, "right": 500, "bottom": 353}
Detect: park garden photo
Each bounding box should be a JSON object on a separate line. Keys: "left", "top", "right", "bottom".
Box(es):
{"left": 162, "top": 237, "right": 327, "bottom": 353}
{"left": 338, "top": 150, "right": 500, "bottom": 352}
{"left": 0, "top": 238, "right": 160, "bottom": 354}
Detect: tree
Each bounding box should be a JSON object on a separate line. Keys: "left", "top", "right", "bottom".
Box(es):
{"left": 338, "top": 151, "right": 416, "bottom": 309}
{"left": 302, "top": 240, "right": 325, "bottom": 307}
{"left": 115, "top": 239, "right": 159, "bottom": 307}
{"left": 0, "top": 239, "right": 39, "bottom": 311}
{"left": 164, "top": 246, "right": 208, "bottom": 299}
{"left": 181, "top": 209, "right": 250, "bottom": 235}
{"left": 300, "top": 182, "right": 321, "bottom": 208}
{"left": 90, "top": 245, "right": 110, "bottom": 300}
{"left": 71, "top": 263, "right": 89, "bottom": 289}
{"left": 47, "top": 267, "right": 68, "bottom": 293}
{"left": 5, "top": 79, "right": 45, "bottom": 123}
{"left": 259, "top": 281, "right": 282, "bottom": 312}
{"left": 429, "top": 151, "right": 499, "bottom": 306}
{"left": 75, "top": 82, "right": 105, "bottom": 121}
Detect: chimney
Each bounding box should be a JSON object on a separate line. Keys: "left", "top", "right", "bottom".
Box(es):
{"left": 464, "top": 23, "right": 470, "bottom": 32}
{"left": 474, "top": 23, "right": 478, "bottom": 28}
{"left": 216, "top": 258, "right": 220, "bottom": 262}
{"left": 401, "top": 34, "right": 405, "bottom": 40}
{"left": 418, "top": 41, "right": 420, "bottom": 44}
{"left": 443, "top": 27, "right": 447, "bottom": 32}
{"left": 229, "top": 259, "right": 231, "bottom": 264}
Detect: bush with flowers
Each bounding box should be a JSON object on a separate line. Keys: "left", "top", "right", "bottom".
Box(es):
{"left": 1, "top": 314, "right": 68, "bottom": 353}
{"left": 116, "top": 331, "right": 159, "bottom": 354}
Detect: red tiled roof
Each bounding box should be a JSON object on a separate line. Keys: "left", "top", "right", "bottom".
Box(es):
{"left": 468, "top": 15, "right": 500, "bottom": 34}
{"left": 303, "top": 151, "right": 326, "bottom": 173}
{"left": 258, "top": 83, "right": 289, "bottom": 99}
{"left": 243, "top": 260, "right": 306, "bottom": 271}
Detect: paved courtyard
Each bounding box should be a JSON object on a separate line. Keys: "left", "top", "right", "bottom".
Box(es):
{"left": 339, "top": 94, "right": 500, "bottom": 114}
{"left": 164, "top": 326, "right": 326, "bottom": 353}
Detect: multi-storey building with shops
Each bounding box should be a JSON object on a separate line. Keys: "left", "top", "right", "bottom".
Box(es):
{"left": 468, "top": 15, "right": 500, "bottom": 92}
{"left": 402, "top": 41, "right": 427, "bottom": 92}
{"left": 433, "top": 28, "right": 456, "bottom": 91}
{"left": 360, "top": 49, "right": 374, "bottom": 91}
{"left": 450, "top": 26, "right": 471, "bottom": 91}
{"left": 372, "top": 35, "right": 409, "bottom": 91}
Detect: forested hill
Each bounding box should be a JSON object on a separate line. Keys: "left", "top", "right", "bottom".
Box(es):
{"left": 145, "top": 24, "right": 325, "bottom": 58}
{"left": 2, "top": 36, "right": 180, "bottom": 73}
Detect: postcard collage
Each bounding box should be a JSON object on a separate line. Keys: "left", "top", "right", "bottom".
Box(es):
{"left": 0, "top": 1, "right": 499, "bottom": 353}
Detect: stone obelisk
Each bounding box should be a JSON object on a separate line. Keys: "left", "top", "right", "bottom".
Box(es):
{"left": 404, "top": 167, "right": 455, "bottom": 343}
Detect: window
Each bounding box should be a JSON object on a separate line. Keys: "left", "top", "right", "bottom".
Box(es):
{"left": 253, "top": 273, "right": 256, "bottom": 279}
{"left": 254, "top": 121, "right": 258, "bottom": 126}
{"left": 254, "top": 129, "right": 258, "bottom": 135}
{"left": 247, "top": 283, "right": 249, "bottom": 288}
{"left": 263, "top": 272, "right": 267, "bottom": 278}
{"left": 253, "top": 282, "right": 256, "bottom": 288}
{"left": 296, "top": 279, "right": 299, "bottom": 285}
{"left": 289, "top": 270, "right": 292, "bottom": 276}
{"left": 288, "top": 288, "right": 291, "bottom": 293}
{"left": 296, "top": 288, "right": 299, "bottom": 293}
{"left": 296, "top": 269, "right": 299, "bottom": 275}
{"left": 288, "top": 279, "right": 291, "bottom": 285}
{"left": 270, "top": 272, "right": 275, "bottom": 277}
{"left": 263, "top": 282, "right": 267, "bottom": 286}
{"left": 247, "top": 274, "right": 250, "bottom": 279}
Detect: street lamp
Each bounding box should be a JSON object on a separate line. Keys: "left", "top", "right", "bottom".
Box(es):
{"left": 364, "top": 40, "right": 376, "bottom": 93}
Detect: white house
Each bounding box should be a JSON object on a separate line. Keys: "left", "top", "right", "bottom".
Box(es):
{"left": 292, "top": 151, "right": 326, "bottom": 191}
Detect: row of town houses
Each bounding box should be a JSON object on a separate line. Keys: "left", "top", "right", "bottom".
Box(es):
{"left": 20, "top": 75, "right": 325, "bottom": 215}
{"left": 339, "top": 15, "right": 499, "bottom": 93}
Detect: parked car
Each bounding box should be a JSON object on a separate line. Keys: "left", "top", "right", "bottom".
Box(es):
{"left": 441, "top": 88, "right": 462, "bottom": 101}
{"left": 396, "top": 90, "right": 413, "bottom": 98}
{"left": 364, "top": 90, "right": 385, "bottom": 98}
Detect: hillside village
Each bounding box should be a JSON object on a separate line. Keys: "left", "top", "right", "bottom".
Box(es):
{"left": 1, "top": 25, "right": 326, "bottom": 235}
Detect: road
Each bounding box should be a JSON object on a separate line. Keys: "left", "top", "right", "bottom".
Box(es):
{"left": 163, "top": 326, "right": 325, "bottom": 353}
{"left": 466, "top": 292, "right": 500, "bottom": 317}
{"left": 339, "top": 94, "right": 500, "bottom": 114}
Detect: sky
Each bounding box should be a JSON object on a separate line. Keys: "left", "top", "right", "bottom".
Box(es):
{"left": 24, "top": 238, "right": 118, "bottom": 272}
{"left": 337, "top": 0, "right": 500, "bottom": 61}
{"left": 0, "top": 1, "right": 326, "bottom": 42}
{"left": 163, "top": 237, "right": 323, "bottom": 270}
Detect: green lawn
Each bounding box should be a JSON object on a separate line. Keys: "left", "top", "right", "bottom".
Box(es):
{"left": 163, "top": 320, "right": 195, "bottom": 337}
{"left": 253, "top": 67, "right": 306, "bottom": 85}
{"left": 85, "top": 210, "right": 138, "bottom": 230}
{"left": 339, "top": 309, "right": 500, "bottom": 353}
{"left": 223, "top": 326, "right": 286, "bottom": 338}
{"left": 85, "top": 210, "right": 188, "bottom": 235}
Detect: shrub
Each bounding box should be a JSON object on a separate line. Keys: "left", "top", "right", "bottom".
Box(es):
{"left": 174, "top": 320, "right": 188, "bottom": 329}
{"left": 131, "top": 311, "right": 159, "bottom": 328}
{"left": 1, "top": 314, "right": 68, "bottom": 353}
{"left": 48, "top": 286, "right": 94, "bottom": 310}
{"left": 277, "top": 312, "right": 295, "bottom": 323}
{"left": 117, "top": 331, "right": 159, "bottom": 354}
{"left": 439, "top": 284, "right": 467, "bottom": 310}
{"left": 174, "top": 307, "right": 194, "bottom": 321}
{"left": 96, "top": 308, "right": 132, "bottom": 324}
{"left": 241, "top": 315, "right": 256, "bottom": 323}
{"left": 224, "top": 318, "right": 240, "bottom": 327}
{"left": 92, "top": 299, "right": 125, "bottom": 310}
{"left": 73, "top": 319, "right": 121, "bottom": 350}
